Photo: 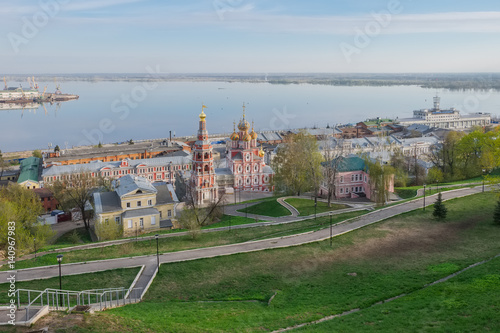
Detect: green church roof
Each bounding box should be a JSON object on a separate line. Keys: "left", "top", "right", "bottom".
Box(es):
{"left": 17, "top": 156, "right": 41, "bottom": 184}
{"left": 323, "top": 156, "right": 366, "bottom": 172}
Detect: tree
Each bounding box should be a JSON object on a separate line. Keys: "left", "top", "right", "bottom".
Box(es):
{"left": 0, "top": 149, "right": 7, "bottom": 179}
{"left": 272, "top": 131, "right": 323, "bottom": 196}
{"left": 54, "top": 145, "right": 60, "bottom": 152}
{"left": 426, "top": 167, "right": 444, "bottom": 185}
{"left": 94, "top": 218, "right": 122, "bottom": 240}
{"left": 178, "top": 177, "right": 225, "bottom": 240}
{"left": 129, "top": 139, "right": 134, "bottom": 145}
{"left": 32, "top": 149, "right": 42, "bottom": 158}
{"left": 493, "top": 199, "right": 500, "bottom": 226}
{"left": 365, "top": 157, "right": 394, "bottom": 207}
{"left": 390, "top": 148, "right": 409, "bottom": 187}
{"left": 432, "top": 193, "right": 447, "bottom": 221}
{"left": 427, "top": 131, "right": 465, "bottom": 181}
{"left": 0, "top": 183, "right": 55, "bottom": 256}
{"left": 322, "top": 138, "right": 346, "bottom": 206}
{"left": 50, "top": 171, "right": 96, "bottom": 231}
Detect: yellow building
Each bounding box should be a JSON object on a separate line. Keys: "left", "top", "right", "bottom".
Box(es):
{"left": 93, "top": 175, "right": 179, "bottom": 240}
{"left": 17, "top": 157, "right": 41, "bottom": 189}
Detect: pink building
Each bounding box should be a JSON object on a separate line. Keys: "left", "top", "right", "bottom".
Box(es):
{"left": 319, "top": 156, "right": 394, "bottom": 201}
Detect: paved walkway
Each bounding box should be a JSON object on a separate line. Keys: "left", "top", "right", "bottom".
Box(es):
{"left": 0, "top": 186, "right": 485, "bottom": 284}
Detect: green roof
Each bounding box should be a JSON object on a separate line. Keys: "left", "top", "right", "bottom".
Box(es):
{"left": 323, "top": 156, "right": 366, "bottom": 172}
{"left": 17, "top": 157, "right": 41, "bottom": 184}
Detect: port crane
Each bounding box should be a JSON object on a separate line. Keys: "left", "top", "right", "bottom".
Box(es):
{"left": 32, "top": 76, "right": 38, "bottom": 89}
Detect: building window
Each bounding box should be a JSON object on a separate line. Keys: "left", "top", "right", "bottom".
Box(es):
{"left": 168, "top": 210, "right": 172, "bottom": 217}
{"left": 115, "top": 217, "right": 121, "bottom": 224}
{"left": 128, "top": 219, "right": 132, "bottom": 228}
{"left": 137, "top": 201, "right": 142, "bottom": 207}
{"left": 151, "top": 216, "right": 156, "bottom": 225}
{"left": 139, "top": 218, "right": 144, "bottom": 228}
{"left": 126, "top": 202, "right": 131, "bottom": 208}
{"left": 148, "top": 199, "right": 152, "bottom": 206}
{"left": 340, "top": 176, "right": 344, "bottom": 183}
{"left": 340, "top": 188, "right": 343, "bottom": 194}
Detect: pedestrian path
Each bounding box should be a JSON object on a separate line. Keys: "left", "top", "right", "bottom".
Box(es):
{"left": 1, "top": 186, "right": 484, "bottom": 285}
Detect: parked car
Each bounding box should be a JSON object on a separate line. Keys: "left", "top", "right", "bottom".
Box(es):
{"left": 50, "top": 210, "right": 64, "bottom": 216}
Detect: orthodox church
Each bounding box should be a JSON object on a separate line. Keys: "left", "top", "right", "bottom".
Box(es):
{"left": 191, "top": 105, "right": 273, "bottom": 204}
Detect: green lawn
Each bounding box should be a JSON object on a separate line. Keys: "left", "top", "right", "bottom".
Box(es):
{"left": 54, "top": 227, "right": 93, "bottom": 246}
{"left": 394, "top": 187, "right": 418, "bottom": 199}
{"left": 33, "top": 192, "right": 500, "bottom": 332}
{"left": 203, "top": 215, "right": 266, "bottom": 229}
{"left": 237, "top": 199, "right": 291, "bottom": 217}
{"left": 285, "top": 198, "right": 349, "bottom": 216}
{"left": 3, "top": 211, "right": 365, "bottom": 271}
{"left": 297, "top": 256, "right": 500, "bottom": 332}
{"left": 0, "top": 267, "right": 140, "bottom": 304}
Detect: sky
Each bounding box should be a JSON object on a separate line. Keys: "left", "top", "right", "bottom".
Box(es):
{"left": 1, "top": 0, "right": 500, "bottom": 74}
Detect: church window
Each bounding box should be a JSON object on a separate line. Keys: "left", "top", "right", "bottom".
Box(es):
{"left": 246, "top": 165, "right": 250, "bottom": 172}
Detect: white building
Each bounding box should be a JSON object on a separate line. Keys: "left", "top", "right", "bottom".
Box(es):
{"left": 397, "top": 96, "right": 490, "bottom": 129}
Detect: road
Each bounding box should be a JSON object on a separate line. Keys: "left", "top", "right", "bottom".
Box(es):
{"left": 0, "top": 186, "right": 484, "bottom": 283}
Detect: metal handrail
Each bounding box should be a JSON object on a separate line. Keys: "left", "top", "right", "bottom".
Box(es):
{"left": 9, "top": 286, "right": 143, "bottom": 323}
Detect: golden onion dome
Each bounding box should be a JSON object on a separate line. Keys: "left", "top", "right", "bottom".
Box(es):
{"left": 199, "top": 105, "right": 207, "bottom": 121}
{"left": 259, "top": 146, "right": 265, "bottom": 157}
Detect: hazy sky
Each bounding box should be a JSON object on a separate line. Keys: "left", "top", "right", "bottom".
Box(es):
{"left": 2, "top": 0, "right": 500, "bottom": 74}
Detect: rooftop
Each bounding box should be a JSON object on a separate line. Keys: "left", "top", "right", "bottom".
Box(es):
{"left": 42, "top": 152, "right": 191, "bottom": 177}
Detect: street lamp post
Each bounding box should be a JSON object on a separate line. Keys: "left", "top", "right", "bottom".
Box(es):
{"left": 329, "top": 212, "right": 333, "bottom": 248}
{"left": 423, "top": 184, "right": 426, "bottom": 211}
{"left": 57, "top": 254, "right": 63, "bottom": 308}
{"left": 34, "top": 237, "right": 37, "bottom": 260}
{"left": 245, "top": 203, "right": 248, "bottom": 219}
{"left": 314, "top": 202, "right": 317, "bottom": 220}
{"left": 135, "top": 221, "right": 138, "bottom": 241}
{"left": 155, "top": 234, "right": 159, "bottom": 271}
{"left": 482, "top": 169, "right": 486, "bottom": 192}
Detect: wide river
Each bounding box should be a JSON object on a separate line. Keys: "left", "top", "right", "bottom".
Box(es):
{"left": 1, "top": 81, "right": 499, "bottom": 152}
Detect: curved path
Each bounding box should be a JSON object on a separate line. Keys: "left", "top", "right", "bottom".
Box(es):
{"left": 0, "top": 186, "right": 485, "bottom": 284}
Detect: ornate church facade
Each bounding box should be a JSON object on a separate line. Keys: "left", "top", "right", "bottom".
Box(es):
{"left": 226, "top": 105, "right": 273, "bottom": 192}
{"left": 191, "top": 105, "right": 273, "bottom": 205}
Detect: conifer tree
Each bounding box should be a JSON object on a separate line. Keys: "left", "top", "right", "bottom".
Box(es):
{"left": 433, "top": 192, "right": 447, "bottom": 220}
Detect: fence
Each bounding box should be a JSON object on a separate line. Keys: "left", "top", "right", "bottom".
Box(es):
{"left": 12, "top": 286, "right": 143, "bottom": 322}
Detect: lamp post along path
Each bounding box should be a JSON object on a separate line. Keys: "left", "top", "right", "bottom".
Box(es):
{"left": 57, "top": 254, "right": 63, "bottom": 308}
{"left": 423, "top": 184, "right": 426, "bottom": 211}
{"left": 155, "top": 234, "right": 159, "bottom": 271}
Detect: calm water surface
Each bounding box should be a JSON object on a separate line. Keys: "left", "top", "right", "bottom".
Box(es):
{"left": 1, "top": 81, "right": 499, "bottom": 152}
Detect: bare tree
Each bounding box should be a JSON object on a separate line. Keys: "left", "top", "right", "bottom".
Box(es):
{"left": 178, "top": 177, "right": 225, "bottom": 239}
{"left": 50, "top": 171, "right": 97, "bottom": 231}
{"left": 322, "top": 137, "right": 346, "bottom": 207}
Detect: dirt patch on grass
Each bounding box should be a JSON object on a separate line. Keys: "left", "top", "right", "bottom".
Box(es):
{"left": 335, "top": 219, "right": 478, "bottom": 262}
